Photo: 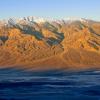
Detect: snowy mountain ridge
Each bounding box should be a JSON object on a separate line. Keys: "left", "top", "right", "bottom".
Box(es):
{"left": 0, "top": 16, "right": 91, "bottom": 26}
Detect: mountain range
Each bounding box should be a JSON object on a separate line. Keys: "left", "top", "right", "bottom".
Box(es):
{"left": 0, "top": 17, "right": 100, "bottom": 70}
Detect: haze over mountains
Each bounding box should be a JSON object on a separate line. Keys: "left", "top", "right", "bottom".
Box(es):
{"left": 0, "top": 16, "right": 100, "bottom": 70}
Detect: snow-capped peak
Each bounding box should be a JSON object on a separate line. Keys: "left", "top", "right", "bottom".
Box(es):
{"left": 0, "top": 16, "right": 94, "bottom": 27}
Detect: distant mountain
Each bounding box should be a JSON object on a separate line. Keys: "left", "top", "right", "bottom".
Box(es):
{"left": 0, "top": 16, "right": 100, "bottom": 70}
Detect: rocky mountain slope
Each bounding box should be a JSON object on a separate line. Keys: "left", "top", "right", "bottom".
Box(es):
{"left": 0, "top": 17, "right": 100, "bottom": 70}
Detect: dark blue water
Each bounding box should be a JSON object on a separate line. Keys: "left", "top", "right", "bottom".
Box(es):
{"left": 0, "top": 68, "right": 100, "bottom": 100}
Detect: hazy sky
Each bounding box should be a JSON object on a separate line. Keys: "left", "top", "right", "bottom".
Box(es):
{"left": 0, "top": 0, "right": 100, "bottom": 20}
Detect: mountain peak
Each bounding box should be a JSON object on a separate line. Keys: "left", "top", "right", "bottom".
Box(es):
{"left": 0, "top": 16, "right": 100, "bottom": 69}
{"left": 0, "top": 16, "right": 96, "bottom": 26}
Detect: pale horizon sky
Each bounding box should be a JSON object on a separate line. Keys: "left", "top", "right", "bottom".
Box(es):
{"left": 0, "top": 0, "right": 100, "bottom": 21}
